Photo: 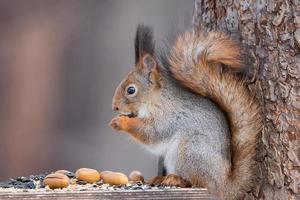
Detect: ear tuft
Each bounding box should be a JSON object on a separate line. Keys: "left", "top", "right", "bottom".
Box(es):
{"left": 135, "top": 24, "right": 155, "bottom": 64}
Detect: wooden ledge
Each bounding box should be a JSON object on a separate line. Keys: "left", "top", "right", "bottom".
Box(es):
{"left": 0, "top": 188, "right": 214, "bottom": 199}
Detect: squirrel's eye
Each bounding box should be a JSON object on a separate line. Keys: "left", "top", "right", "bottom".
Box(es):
{"left": 127, "top": 86, "right": 135, "bottom": 94}
{"left": 126, "top": 84, "right": 137, "bottom": 97}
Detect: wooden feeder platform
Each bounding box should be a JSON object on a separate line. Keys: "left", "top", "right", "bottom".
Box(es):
{"left": 0, "top": 188, "right": 214, "bottom": 199}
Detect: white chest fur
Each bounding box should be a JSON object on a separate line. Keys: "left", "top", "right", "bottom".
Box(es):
{"left": 138, "top": 104, "right": 150, "bottom": 118}
{"left": 146, "top": 140, "right": 170, "bottom": 156}
{"left": 145, "top": 136, "right": 179, "bottom": 174}
{"left": 164, "top": 137, "right": 179, "bottom": 173}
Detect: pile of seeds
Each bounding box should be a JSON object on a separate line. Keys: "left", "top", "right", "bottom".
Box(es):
{"left": 0, "top": 168, "right": 175, "bottom": 193}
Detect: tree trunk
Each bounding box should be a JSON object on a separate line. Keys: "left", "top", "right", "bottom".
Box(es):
{"left": 193, "top": 0, "right": 300, "bottom": 199}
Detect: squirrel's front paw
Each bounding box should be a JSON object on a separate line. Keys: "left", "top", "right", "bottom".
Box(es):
{"left": 110, "top": 115, "right": 135, "bottom": 131}
{"left": 161, "top": 174, "right": 192, "bottom": 188}
{"left": 110, "top": 116, "right": 126, "bottom": 131}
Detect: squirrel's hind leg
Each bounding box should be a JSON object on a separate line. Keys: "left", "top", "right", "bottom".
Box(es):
{"left": 147, "top": 174, "right": 191, "bottom": 188}
{"left": 147, "top": 175, "right": 165, "bottom": 185}
{"left": 161, "top": 174, "right": 192, "bottom": 187}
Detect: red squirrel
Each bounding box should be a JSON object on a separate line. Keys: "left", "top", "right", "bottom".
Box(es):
{"left": 110, "top": 24, "right": 262, "bottom": 199}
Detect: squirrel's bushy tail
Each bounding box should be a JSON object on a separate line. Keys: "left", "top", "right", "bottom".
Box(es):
{"left": 168, "top": 30, "right": 262, "bottom": 199}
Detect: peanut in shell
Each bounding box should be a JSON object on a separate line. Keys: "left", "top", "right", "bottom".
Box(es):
{"left": 75, "top": 168, "right": 100, "bottom": 183}
{"left": 43, "top": 173, "right": 70, "bottom": 189}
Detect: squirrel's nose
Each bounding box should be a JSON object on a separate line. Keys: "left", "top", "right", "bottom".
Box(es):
{"left": 112, "top": 104, "right": 119, "bottom": 111}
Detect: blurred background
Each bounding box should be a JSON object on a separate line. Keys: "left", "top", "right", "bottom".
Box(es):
{"left": 0, "top": 0, "right": 193, "bottom": 181}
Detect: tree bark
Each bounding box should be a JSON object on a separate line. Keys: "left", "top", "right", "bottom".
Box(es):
{"left": 193, "top": 0, "right": 300, "bottom": 199}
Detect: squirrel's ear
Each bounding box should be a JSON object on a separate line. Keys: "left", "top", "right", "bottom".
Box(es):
{"left": 141, "top": 54, "right": 156, "bottom": 71}
{"left": 140, "top": 54, "right": 161, "bottom": 84}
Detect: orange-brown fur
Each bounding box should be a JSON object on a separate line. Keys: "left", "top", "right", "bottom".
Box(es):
{"left": 110, "top": 116, "right": 151, "bottom": 144}
{"left": 148, "top": 174, "right": 191, "bottom": 188}
{"left": 161, "top": 174, "right": 191, "bottom": 187}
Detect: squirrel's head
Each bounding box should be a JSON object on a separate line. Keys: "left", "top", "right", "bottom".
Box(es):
{"left": 111, "top": 25, "right": 163, "bottom": 119}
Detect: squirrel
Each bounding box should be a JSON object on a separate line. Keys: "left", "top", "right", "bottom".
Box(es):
{"left": 109, "top": 24, "right": 262, "bottom": 200}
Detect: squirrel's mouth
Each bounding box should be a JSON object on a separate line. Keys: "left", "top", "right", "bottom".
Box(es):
{"left": 119, "top": 112, "right": 137, "bottom": 118}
